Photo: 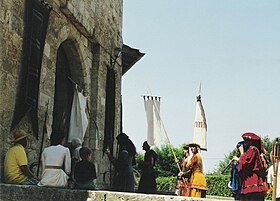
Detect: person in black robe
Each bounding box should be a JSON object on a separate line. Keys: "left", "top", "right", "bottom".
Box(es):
{"left": 138, "top": 141, "right": 158, "bottom": 194}
{"left": 106, "top": 133, "right": 136, "bottom": 192}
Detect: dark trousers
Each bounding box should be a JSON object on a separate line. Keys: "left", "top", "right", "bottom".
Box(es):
{"left": 240, "top": 193, "right": 264, "bottom": 201}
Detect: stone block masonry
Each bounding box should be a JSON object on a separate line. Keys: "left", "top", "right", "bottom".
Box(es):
{"left": 0, "top": 184, "right": 234, "bottom": 201}
{"left": 0, "top": 0, "right": 123, "bottom": 188}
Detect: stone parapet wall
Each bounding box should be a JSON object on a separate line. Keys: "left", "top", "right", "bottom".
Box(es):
{"left": 0, "top": 184, "right": 233, "bottom": 201}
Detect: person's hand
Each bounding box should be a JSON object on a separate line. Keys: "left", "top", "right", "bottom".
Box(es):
{"left": 232, "top": 156, "right": 239, "bottom": 161}
{"left": 238, "top": 146, "right": 244, "bottom": 155}
{"left": 175, "top": 158, "right": 180, "bottom": 164}
{"left": 178, "top": 171, "right": 184, "bottom": 178}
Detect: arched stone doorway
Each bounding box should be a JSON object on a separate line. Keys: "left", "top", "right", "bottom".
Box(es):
{"left": 52, "top": 40, "right": 84, "bottom": 143}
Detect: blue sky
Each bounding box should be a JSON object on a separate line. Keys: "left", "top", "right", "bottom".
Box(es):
{"left": 121, "top": 0, "right": 280, "bottom": 173}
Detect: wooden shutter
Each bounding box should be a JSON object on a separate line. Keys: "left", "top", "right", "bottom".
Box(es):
{"left": 11, "top": 0, "right": 50, "bottom": 139}
{"left": 104, "top": 68, "right": 116, "bottom": 153}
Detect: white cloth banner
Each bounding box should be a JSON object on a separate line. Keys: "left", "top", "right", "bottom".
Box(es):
{"left": 68, "top": 88, "right": 88, "bottom": 143}
{"left": 193, "top": 96, "right": 207, "bottom": 150}
{"left": 144, "top": 98, "right": 162, "bottom": 146}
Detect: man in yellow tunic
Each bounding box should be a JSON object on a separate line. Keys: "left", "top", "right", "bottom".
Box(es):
{"left": 180, "top": 142, "right": 207, "bottom": 198}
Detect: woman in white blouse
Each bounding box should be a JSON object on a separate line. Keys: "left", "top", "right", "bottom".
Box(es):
{"left": 38, "top": 133, "right": 71, "bottom": 187}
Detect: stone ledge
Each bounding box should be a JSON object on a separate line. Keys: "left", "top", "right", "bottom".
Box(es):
{"left": 0, "top": 183, "right": 233, "bottom": 201}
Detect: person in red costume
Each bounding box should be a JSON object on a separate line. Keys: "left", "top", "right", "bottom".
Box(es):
{"left": 237, "top": 132, "right": 267, "bottom": 201}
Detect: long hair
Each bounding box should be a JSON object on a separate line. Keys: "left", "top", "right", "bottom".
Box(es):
{"left": 125, "top": 138, "right": 136, "bottom": 157}
{"left": 117, "top": 133, "right": 136, "bottom": 157}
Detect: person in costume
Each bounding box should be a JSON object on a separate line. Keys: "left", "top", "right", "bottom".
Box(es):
{"left": 175, "top": 144, "right": 191, "bottom": 196}
{"left": 38, "top": 133, "right": 71, "bottom": 187}
{"left": 229, "top": 141, "right": 245, "bottom": 200}
{"left": 237, "top": 132, "right": 267, "bottom": 201}
{"left": 138, "top": 141, "right": 158, "bottom": 194}
{"left": 106, "top": 133, "right": 136, "bottom": 192}
{"left": 4, "top": 130, "right": 39, "bottom": 185}
{"left": 267, "top": 151, "right": 280, "bottom": 201}
{"left": 180, "top": 142, "right": 207, "bottom": 198}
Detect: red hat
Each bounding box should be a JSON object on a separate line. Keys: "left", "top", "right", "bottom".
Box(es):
{"left": 242, "top": 132, "right": 265, "bottom": 153}
{"left": 242, "top": 132, "right": 260, "bottom": 141}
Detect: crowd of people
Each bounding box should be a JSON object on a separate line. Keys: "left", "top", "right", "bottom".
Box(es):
{"left": 3, "top": 130, "right": 279, "bottom": 201}
{"left": 4, "top": 130, "right": 97, "bottom": 190}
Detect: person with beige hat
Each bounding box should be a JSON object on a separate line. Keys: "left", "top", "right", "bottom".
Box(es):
{"left": 179, "top": 142, "right": 207, "bottom": 198}
{"left": 4, "top": 130, "right": 39, "bottom": 185}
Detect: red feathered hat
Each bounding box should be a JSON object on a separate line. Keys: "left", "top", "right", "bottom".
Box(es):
{"left": 242, "top": 132, "right": 265, "bottom": 153}
{"left": 242, "top": 132, "right": 260, "bottom": 141}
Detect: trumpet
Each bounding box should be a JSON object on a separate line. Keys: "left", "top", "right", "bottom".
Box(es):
{"left": 221, "top": 156, "right": 239, "bottom": 174}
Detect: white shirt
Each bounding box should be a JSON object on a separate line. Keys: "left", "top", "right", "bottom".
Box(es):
{"left": 267, "top": 162, "right": 280, "bottom": 198}
{"left": 38, "top": 145, "right": 71, "bottom": 187}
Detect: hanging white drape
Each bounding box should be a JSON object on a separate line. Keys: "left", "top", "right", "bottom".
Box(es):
{"left": 144, "top": 97, "right": 162, "bottom": 146}
{"left": 193, "top": 96, "right": 207, "bottom": 150}
{"left": 68, "top": 87, "right": 88, "bottom": 143}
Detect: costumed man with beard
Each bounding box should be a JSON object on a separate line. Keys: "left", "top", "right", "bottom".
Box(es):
{"left": 180, "top": 142, "right": 207, "bottom": 198}
{"left": 236, "top": 132, "right": 267, "bottom": 201}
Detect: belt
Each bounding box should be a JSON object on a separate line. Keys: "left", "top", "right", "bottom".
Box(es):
{"left": 243, "top": 183, "right": 264, "bottom": 189}
{"left": 45, "top": 165, "right": 62, "bottom": 169}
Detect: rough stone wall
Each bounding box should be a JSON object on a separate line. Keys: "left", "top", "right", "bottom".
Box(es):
{"left": 0, "top": 184, "right": 234, "bottom": 201}
{"left": 0, "top": 0, "right": 123, "bottom": 188}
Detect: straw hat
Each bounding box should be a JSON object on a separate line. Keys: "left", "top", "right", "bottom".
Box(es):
{"left": 188, "top": 142, "right": 201, "bottom": 148}
{"left": 13, "top": 130, "right": 30, "bottom": 143}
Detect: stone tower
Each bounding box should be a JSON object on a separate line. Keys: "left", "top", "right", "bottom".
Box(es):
{"left": 0, "top": 0, "right": 144, "bottom": 188}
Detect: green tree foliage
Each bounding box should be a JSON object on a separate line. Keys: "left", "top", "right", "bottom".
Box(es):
{"left": 262, "top": 136, "right": 274, "bottom": 165}
{"left": 154, "top": 145, "right": 184, "bottom": 177}
{"left": 156, "top": 176, "right": 177, "bottom": 192}
{"left": 156, "top": 174, "right": 233, "bottom": 197}
{"left": 206, "top": 174, "right": 232, "bottom": 197}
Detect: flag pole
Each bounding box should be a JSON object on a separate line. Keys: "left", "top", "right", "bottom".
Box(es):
{"left": 146, "top": 91, "right": 189, "bottom": 189}
{"left": 272, "top": 139, "right": 280, "bottom": 201}
{"left": 37, "top": 100, "right": 49, "bottom": 177}
{"left": 198, "top": 81, "right": 202, "bottom": 96}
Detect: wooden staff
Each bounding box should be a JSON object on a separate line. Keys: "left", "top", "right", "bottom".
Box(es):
{"left": 146, "top": 92, "right": 187, "bottom": 186}
{"left": 272, "top": 139, "right": 280, "bottom": 201}
{"left": 37, "top": 101, "right": 49, "bottom": 177}
{"left": 221, "top": 158, "right": 235, "bottom": 174}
